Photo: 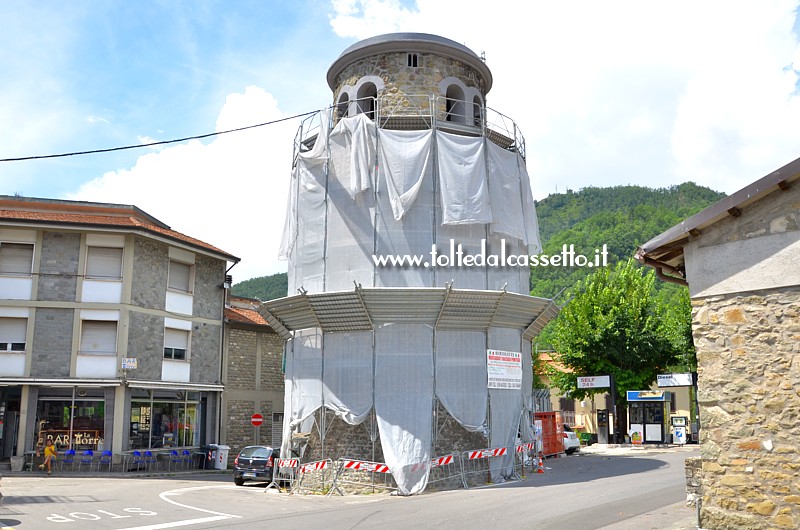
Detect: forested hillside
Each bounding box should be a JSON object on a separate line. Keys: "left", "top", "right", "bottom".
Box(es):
{"left": 530, "top": 183, "right": 725, "bottom": 299}
{"left": 231, "top": 182, "right": 726, "bottom": 301}
{"left": 231, "top": 272, "right": 288, "bottom": 301}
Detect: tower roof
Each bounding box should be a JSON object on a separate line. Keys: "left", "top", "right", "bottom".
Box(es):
{"left": 327, "top": 32, "right": 493, "bottom": 92}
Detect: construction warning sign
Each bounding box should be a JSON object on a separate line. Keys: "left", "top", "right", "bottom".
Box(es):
{"left": 487, "top": 349, "right": 522, "bottom": 389}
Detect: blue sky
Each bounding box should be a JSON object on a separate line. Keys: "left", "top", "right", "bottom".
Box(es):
{"left": 2, "top": 1, "right": 800, "bottom": 283}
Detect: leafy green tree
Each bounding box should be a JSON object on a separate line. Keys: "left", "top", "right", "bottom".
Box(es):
{"left": 231, "top": 272, "right": 288, "bottom": 301}
{"left": 546, "top": 259, "right": 688, "bottom": 435}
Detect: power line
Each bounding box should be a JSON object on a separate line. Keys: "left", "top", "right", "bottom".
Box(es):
{"left": 0, "top": 110, "right": 319, "bottom": 163}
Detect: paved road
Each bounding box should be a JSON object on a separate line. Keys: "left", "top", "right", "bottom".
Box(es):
{"left": 0, "top": 445, "right": 699, "bottom": 529}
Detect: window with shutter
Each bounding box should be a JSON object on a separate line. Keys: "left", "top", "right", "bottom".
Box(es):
{"left": 79, "top": 321, "right": 118, "bottom": 355}
{"left": 0, "top": 242, "right": 34, "bottom": 276}
{"left": 86, "top": 246, "right": 123, "bottom": 279}
{"left": 167, "top": 260, "right": 192, "bottom": 293}
{"left": 164, "top": 328, "right": 189, "bottom": 360}
{"left": 0, "top": 317, "right": 27, "bottom": 351}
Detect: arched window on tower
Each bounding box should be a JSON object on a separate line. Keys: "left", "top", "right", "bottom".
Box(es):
{"left": 472, "top": 95, "right": 483, "bottom": 127}
{"left": 357, "top": 83, "right": 377, "bottom": 120}
{"left": 445, "top": 84, "right": 465, "bottom": 124}
{"left": 337, "top": 93, "right": 350, "bottom": 120}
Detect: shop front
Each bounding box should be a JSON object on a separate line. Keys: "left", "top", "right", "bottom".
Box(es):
{"left": 1, "top": 379, "right": 222, "bottom": 467}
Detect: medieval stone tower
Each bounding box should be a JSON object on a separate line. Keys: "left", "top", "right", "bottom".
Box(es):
{"left": 264, "top": 33, "right": 557, "bottom": 494}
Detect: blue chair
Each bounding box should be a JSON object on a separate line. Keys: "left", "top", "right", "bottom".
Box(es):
{"left": 60, "top": 449, "right": 76, "bottom": 471}
{"left": 96, "top": 450, "right": 113, "bottom": 472}
{"left": 144, "top": 450, "right": 158, "bottom": 471}
{"left": 77, "top": 449, "right": 94, "bottom": 471}
{"left": 126, "top": 450, "right": 144, "bottom": 472}
{"left": 181, "top": 449, "right": 192, "bottom": 469}
{"left": 166, "top": 450, "right": 183, "bottom": 471}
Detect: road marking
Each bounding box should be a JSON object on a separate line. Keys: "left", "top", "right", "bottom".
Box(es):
{"left": 121, "top": 486, "right": 240, "bottom": 530}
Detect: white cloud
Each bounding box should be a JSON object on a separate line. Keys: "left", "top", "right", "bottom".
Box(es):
{"left": 66, "top": 86, "right": 299, "bottom": 283}
{"left": 329, "top": 1, "right": 800, "bottom": 197}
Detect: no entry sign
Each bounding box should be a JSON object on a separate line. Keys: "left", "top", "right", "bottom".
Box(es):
{"left": 251, "top": 413, "right": 264, "bottom": 427}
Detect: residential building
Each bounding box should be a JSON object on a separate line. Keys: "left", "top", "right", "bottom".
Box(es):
{"left": 220, "top": 295, "right": 285, "bottom": 463}
{"left": 0, "top": 195, "right": 237, "bottom": 462}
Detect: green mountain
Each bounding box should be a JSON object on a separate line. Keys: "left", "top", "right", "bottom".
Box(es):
{"left": 231, "top": 182, "right": 726, "bottom": 301}
{"left": 530, "top": 183, "right": 725, "bottom": 299}
{"left": 231, "top": 272, "right": 288, "bottom": 301}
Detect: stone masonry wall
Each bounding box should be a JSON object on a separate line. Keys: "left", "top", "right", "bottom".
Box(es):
{"left": 692, "top": 288, "right": 800, "bottom": 529}
{"left": 37, "top": 231, "right": 79, "bottom": 301}
{"left": 332, "top": 52, "right": 486, "bottom": 121}
{"left": 130, "top": 237, "right": 167, "bottom": 310}
{"left": 31, "top": 308, "right": 73, "bottom": 377}
{"left": 223, "top": 327, "right": 285, "bottom": 465}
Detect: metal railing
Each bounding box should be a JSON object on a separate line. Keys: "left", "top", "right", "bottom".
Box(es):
{"left": 293, "top": 95, "right": 526, "bottom": 163}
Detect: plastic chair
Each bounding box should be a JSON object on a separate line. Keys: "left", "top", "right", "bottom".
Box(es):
{"left": 144, "top": 450, "right": 158, "bottom": 471}
{"left": 96, "top": 450, "right": 113, "bottom": 472}
{"left": 127, "top": 450, "right": 144, "bottom": 472}
{"left": 60, "top": 449, "right": 76, "bottom": 471}
{"left": 181, "top": 449, "right": 192, "bottom": 469}
{"left": 77, "top": 449, "right": 94, "bottom": 471}
{"left": 166, "top": 450, "right": 183, "bottom": 471}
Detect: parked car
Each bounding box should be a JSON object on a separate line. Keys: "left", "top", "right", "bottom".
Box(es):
{"left": 233, "top": 445, "right": 275, "bottom": 486}
{"left": 562, "top": 424, "right": 581, "bottom": 455}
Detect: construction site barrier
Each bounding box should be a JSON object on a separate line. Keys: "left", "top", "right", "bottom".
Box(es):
{"left": 513, "top": 442, "right": 534, "bottom": 479}
{"left": 290, "top": 459, "right": 335, "bottom": 495}
{"left": 427, "top": 453, "right": 464, "bottom": 490}
{"left": 460, "top": 447, "right": 509, "bottom": 489}
{"left": 328, "top": 458, "right": 398, "bottom": 496}
{"left": 535, "top": 411, "right": 566, "bottom": 457}
{"left": 266, "top": 458, "right": 298, "bottom": 492}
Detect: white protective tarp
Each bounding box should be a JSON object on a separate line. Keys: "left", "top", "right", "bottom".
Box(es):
{"left": 375, "top": 323, "right": 434, "bottom": 495}
{"left": 375, "top": 129, "right": 434, "bottom": 288}
{"left": 326, "top": 116, "right": 377, "bottom": 290}
{"left": 280, "top": 109, "right": 330, "bottom": 294}
{"left": 434, "top": 222, "right": 488, "bottom": 290}
{"left": 379, "top": 129, "right": 433, "bottom": 221}
{"left": 434, "top": 330, "right": 488, "bottom": 433}
{"left": 281, "top": 328, "right": 323, "bottom": 458}
{"left": 487, "top": 327, "right": 523, "bottom": 483}
{"left": 436, "top": 132, "right": 493, "bottom": 225}
{"left": 322, "top": 331, "right": 374, "bottom": 425}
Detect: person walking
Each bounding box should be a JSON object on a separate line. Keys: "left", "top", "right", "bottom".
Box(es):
{"left": 39, "top": 439, "right": 57, "bottom": 475}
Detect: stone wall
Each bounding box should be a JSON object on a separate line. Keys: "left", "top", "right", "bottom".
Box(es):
{"left": 31, "top": 308, "right": 73, "bottom": 377}
{"left": 221, "top": 326, "right": 285, "bottom": 465}
{"left": 36, "top": 231, "right": 79, "bottom": 301}
{"left": 130, "top": 237, "right": 167, "bottom": 310}
{"left": 332, "top": 52, "right": 486, "bottom": 120}
{"left": 692, "top": 288, "right": 800, "bottom": 529}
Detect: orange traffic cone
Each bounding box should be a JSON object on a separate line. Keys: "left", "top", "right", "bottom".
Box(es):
{"left": 535, "top": 452, "right": 545, "bottom": 474}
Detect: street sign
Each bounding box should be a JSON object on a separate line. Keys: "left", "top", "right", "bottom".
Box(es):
{"left": 121, "top": 358, "right": 138, "bottom": 370}
{"left": 657, "top": 373, "right": 693, "bottom": 387}
{"left": 251, "top": 413, "right": 264, "bottom": 427}
{"left": 577, "top": 375, "right": 611, "bottom": 389}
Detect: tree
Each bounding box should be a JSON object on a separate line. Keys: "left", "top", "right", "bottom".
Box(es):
{"left": 546, "top": 259, "right": 689, "bottom": 438}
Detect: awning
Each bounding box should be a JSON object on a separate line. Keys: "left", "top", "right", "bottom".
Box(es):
{"left": 259, "top": 285, "right": 559, "bottom": 341}
{"left": 0, "top": 378, "right": 121, "bottom": 387}
{"left": 125, "top": 380, "right": 225, "bottom": 392}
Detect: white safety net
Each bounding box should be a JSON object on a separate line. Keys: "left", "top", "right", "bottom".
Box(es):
{"left": 326, "top": 117, "right": 377, "bottom": 290}
{"left": 322, "top": 331, "right": 374, "bottom": 425}
{"left": 375, "top": 130, "right": 435, "bottom": 288}
{"left": 281, "top": 328, "right": 323, "bottom": 459}
{"left": 374, "top": 323, "right": 434, "bottom": 495}
{"left": 435, "top": 330, "right": 488, "bottom": 433}
{"left": 487, "top": 327, "right": 523, "bottom": 483}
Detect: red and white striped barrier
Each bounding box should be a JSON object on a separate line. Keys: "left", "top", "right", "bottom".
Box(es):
{"left": 278, "top": 459, "right": 299, "bottom": 469}
{"left": 298, "top": 460, "right": 329, "bottom": 474}
{"left": 342, "top": 460, "right": 391, "bottom": 473}
{"left": 515, "top": 442, "right": 534, "bottom": 453}
{"left": 431, "top": 455, "right": 454, "bottom": 468}
{"left": 467, "top": 447, "right": 507, "bottom": 460}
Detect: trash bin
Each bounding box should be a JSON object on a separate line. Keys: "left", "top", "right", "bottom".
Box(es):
{"left": 214, "top": 445, "right": 230, "bottom": 470}
{"left": 199, "top": 444, "right": 218, "bottom": 469}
